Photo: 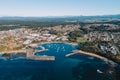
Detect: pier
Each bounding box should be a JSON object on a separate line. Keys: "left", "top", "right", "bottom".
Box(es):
{"left": 66, "top": 50, "right": 117, "bottom": 67}
{"left": 26, "top": 45, "right": 55, "bottom": 61}
{"left": 65, "top": 50, "right": 78, "bottom": 57}
{"left": 29, "top": 55, "right": 55, "bottom": 60}
{"left": 35, "top": 46, "right": 48, "bottom": 53}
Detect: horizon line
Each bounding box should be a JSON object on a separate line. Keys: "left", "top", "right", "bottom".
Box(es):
{"left": 0, "top": 14, "right": 120, "bottom": 18}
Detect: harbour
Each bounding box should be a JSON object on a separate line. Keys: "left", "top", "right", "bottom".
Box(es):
{"left": 0, "top": 42, "right": 119, "bottom": 80}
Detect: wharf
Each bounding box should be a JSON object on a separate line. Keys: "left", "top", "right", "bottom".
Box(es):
{"left": 26, "top": 45, "right": 55, "bottom": 61}
{"left": 28, "top": 55, "right": 55, "bottom": 60}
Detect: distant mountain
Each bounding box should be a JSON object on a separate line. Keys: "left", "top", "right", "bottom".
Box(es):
{"left": 0, "top": 14, "right": 120, "bottom": 22}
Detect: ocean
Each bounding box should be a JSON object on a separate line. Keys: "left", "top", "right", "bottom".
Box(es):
{"left": 0, "top": 43, "right": 119, "bottom": 80}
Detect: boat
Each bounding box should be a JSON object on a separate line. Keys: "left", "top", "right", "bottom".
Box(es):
{"left": 97, "top": 69, "right": 103, "bottom": 73}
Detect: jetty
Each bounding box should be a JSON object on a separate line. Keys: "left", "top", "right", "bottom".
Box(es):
{"left": 66, "top": 50, "right": 117, "bottom": 67}
{"left": 26, "top": 45, "right": 55, "bottom": 61}
{"left": 28, "top": 55, "right": 55, "bottom": 60}
{"left": 65, "top": 50, "right": 78, "bottom": 57}
{"left": 35, "top": 46, "right": 48, "bottom": 53}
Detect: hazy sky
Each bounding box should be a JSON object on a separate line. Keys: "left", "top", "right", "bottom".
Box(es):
{"left": 0, "top": 0, "right": 120, "bottom": 16}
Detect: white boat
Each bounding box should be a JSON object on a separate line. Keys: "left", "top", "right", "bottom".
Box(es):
{"left": 43, "top": 55, "right": 48, "bottom": 57}
{"left": 97, "top": 69, "right": 103, "bottom": 73}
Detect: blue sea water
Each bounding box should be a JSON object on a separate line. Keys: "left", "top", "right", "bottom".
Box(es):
{"left": 0, "top": 43, "right": 119, "bottom": 80}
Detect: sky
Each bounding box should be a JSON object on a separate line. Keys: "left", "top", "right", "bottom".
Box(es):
{"left": 0, "top": 0, "right": 120, "bottom": 17}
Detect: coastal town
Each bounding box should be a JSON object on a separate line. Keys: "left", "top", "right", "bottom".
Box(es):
{"left": 0, "top": 25, "right": 80, "bottom": 52}
{"left": 0, "top": 21, "right": 120, "bottom": 63}
{"left": 0, "top": 0, "right": 120, "bottom": 80}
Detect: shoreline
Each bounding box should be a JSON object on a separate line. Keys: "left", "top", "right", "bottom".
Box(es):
{"left": 0, "top": 42, "right": 118, "bottom": 65}
{"left": 73, "top": 50, "right": 117, "bottom": 67}
{"left": 37, "top": 41, "right": 78, "bottom": 46}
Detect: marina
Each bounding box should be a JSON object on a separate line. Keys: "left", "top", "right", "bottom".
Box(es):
{"left": 0, "top": 42, "right": 119, "bottom": 80}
